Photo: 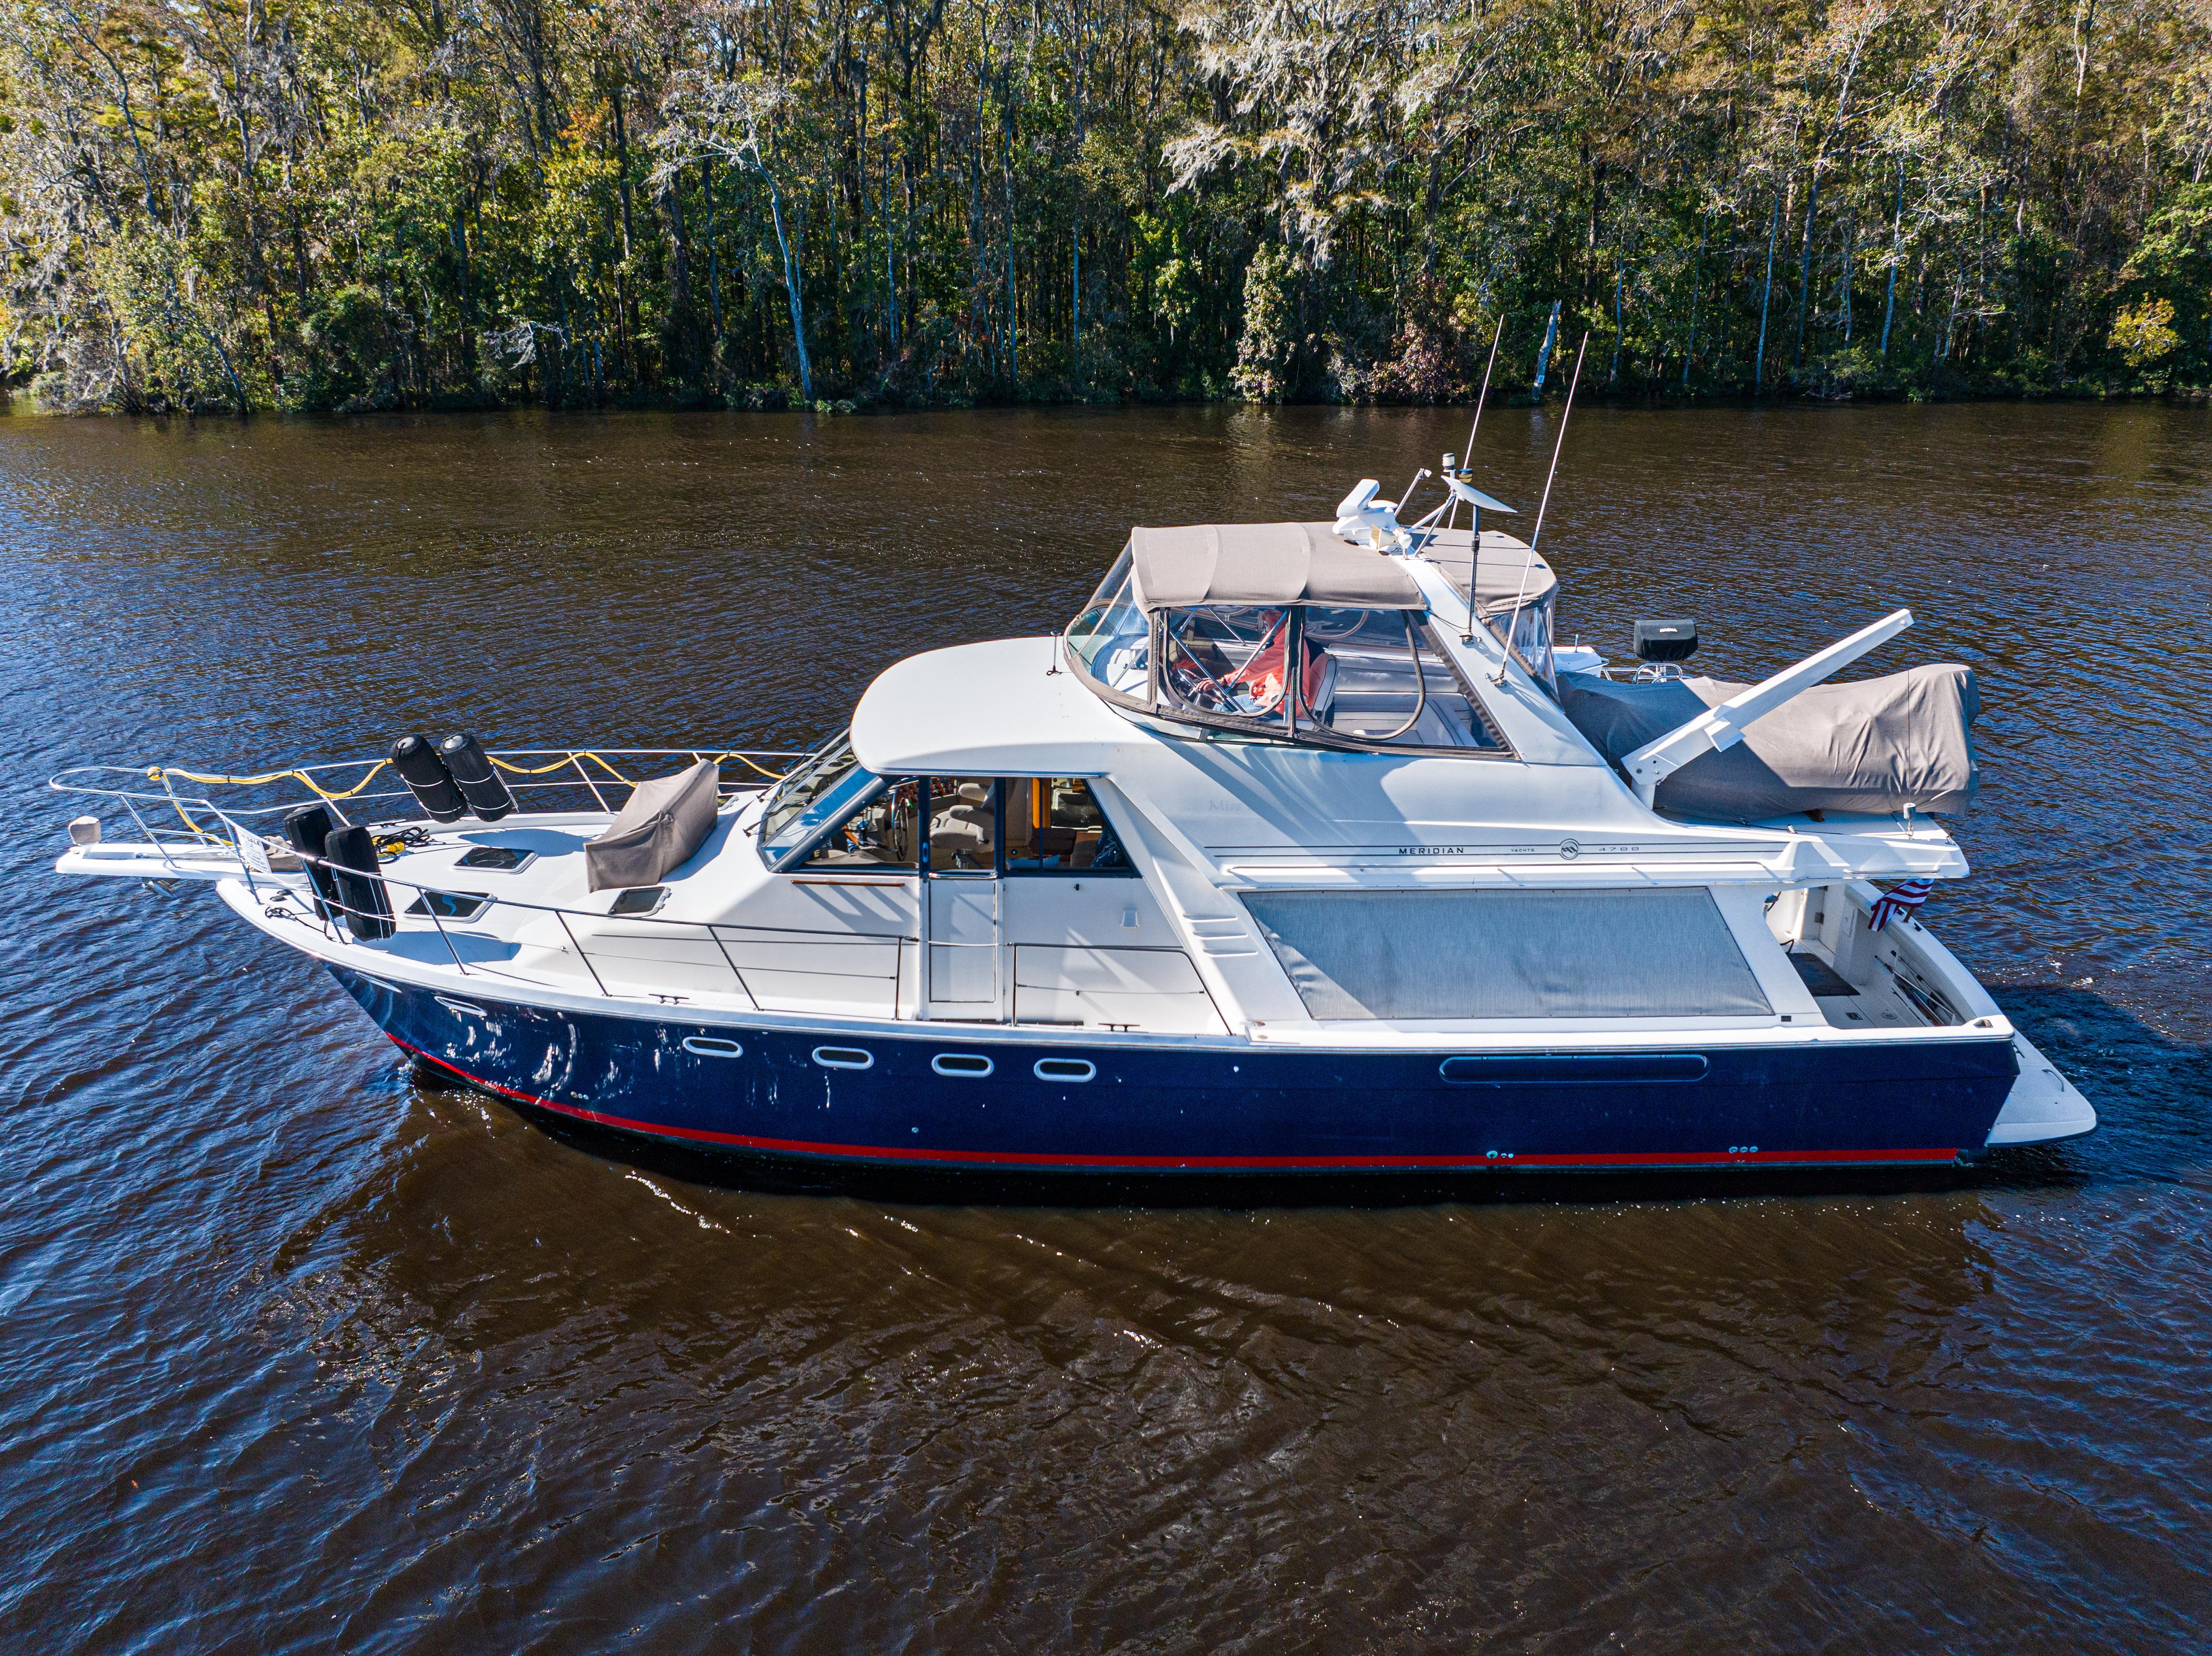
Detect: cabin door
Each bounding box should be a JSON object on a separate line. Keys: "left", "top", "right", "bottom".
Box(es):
{"left": 922, "top": 779, "right": 1003, "bottom": 1017}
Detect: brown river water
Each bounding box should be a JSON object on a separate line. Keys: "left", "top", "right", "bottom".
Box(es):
{"left": 2, "top": 404, "right": 2208, "bottom": 1651}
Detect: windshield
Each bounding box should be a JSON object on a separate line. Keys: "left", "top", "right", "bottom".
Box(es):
{"left": 1149, "top": 604, "right": 1503, "bottom": 750}
{"left": 759, "top": 734, "right": 885, "bottom": 867}
{"left": 1161, "top": 605, "right": 1294, "bottom": 725}
{"left": 1065, "top": 549, "right": 1510, "bottom": 753}
{"left": 1295, "top": 608, "right": 1500, "bottom": 748}
{"left": 1500, "top": 593, "right": 1557, "bottom": 687}
{"left": 1066, "top": 551, "right": 1150, "bottom": 698}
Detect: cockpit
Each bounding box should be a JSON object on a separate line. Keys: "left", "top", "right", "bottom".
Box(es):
{"left": 1065, "top": 522, "right": 1515, "bottom": 753}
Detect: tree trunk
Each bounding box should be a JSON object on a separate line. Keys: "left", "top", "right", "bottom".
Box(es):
{"left": 1880, "top": 159, "right": 1905, "bottom": 357}
{"left": 1794, "top": 174, "right": 1820, "bottom": 366}
{"left": 1681, "top": 216, "right": 1705, "bottom": 390}
{"left": 610, "top": 82, "right": 639, "bottom": 382}
{"left": 1755, "top": 188, "right": 1781, "bottom": 388}
{"left": 761, "top": 168, "right": 814, "bottom": 402}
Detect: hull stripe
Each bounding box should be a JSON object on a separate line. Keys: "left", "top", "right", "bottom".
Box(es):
{"left": 389, "top": 1035, "right": 1961, "bottom": 1173}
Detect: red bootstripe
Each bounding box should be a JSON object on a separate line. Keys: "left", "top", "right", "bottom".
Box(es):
{"left": 389, "top": 1036, "right": 1957, "bottom": 1171}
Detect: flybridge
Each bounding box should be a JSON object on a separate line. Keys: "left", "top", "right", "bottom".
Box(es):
{"left": 1062, "top": 461, "right": 1974, "bottom": 832}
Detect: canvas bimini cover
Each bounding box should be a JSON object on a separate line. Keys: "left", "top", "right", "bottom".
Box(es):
{"left": 585, "top": 759, "right": 722, "bottom": 891}
{"left": 1560, "top": 665, "right": 1980, "bottom": 819}
{"left": 1128, "top": 523, "right": 1425, "bottom": 611}
{"left": 1409, "top": 526, "right": 1559, "bottom": 615}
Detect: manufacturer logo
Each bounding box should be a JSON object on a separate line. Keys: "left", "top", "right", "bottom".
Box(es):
{"left": 1558, "top": 838, "right": 1582, "bottom": 860}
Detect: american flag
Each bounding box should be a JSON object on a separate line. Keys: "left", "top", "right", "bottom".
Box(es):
{"left": 1868, "top": 878, "right": 1934, "bottom": 931}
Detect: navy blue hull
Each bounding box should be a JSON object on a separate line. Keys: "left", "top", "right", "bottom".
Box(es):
{"left": 332, "top": 968, "right": 2017, "bottom": 1175}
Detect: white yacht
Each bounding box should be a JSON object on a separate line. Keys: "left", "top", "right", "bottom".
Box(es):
{"left": 52, "top": 468, "right": 2094, "bottom": 1180}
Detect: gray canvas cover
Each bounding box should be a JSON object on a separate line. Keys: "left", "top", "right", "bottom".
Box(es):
{"left": 1128, "top": 522, "right": 1424, "bottom": 612}
{"left": 1560, "top": 665, "right": 1980, "bottom": 819}
{"left": 1411, "top": 527, "right": 1558, "bottom": 613}
{"left": 1242, "top": 888, "right": 1772, "bottom": 1020}
{"left": 585, "top": 759, "right": 722, "bottom": 891}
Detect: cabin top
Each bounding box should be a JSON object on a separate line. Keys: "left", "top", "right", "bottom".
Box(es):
{"left": 851, "top": 636, "right": 1134, "bottom": 777}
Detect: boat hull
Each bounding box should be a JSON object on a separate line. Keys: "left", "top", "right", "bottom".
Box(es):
{"left": 332, "top": 966, "right": 2020, "bottom": 1177}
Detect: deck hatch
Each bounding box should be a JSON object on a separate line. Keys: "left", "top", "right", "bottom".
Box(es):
{"left": 406, "top": 889, "right": 493, "bottom": 921}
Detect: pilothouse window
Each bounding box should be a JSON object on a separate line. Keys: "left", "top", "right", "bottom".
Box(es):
{"left": 926, "top": 779, "right": 998, "bottom": 871}
{"left": 1004, "top": 778, "right": 1134, "bottom": 873}
{"left": 801, "top": 779, "right": 918, "bottom": 869}
{"left": 759, "top": 734, "right": 884, "bottom": 868}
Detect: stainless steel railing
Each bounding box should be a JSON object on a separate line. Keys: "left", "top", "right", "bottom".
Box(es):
{"left": 47, "top": 747, "right": 924, "bottom": 1010}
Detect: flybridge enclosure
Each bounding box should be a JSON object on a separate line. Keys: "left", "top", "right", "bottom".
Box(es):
{"left": 1068, "top": 540, "right": 1511, "bottom": 753}
{"left": 1127, "top": 523, "right": 1426, "bottom": 611}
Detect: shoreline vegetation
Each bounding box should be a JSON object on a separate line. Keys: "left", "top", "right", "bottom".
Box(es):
{"left": 3, "top": 0, "right": 2208, "bottom": 417}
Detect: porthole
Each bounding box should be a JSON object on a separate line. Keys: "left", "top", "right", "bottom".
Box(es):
{"left": 1033, "top": 1058, "right": 1096, "bottom": 1083}
{"left": 683, "top": 1036, "right": 744, "bottom": 1058}
{"left": 932, "top": 1052, "right": 994, "bottom": 1077}
{"left": 812, "top": 1046, "right": 874, "bottom": 1071}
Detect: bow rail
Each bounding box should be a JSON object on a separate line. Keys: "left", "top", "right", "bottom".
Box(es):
{"left": 47, "top": 746, "right": 921, "bottom": 1011}
{"left": 52, "top": 745, "right": 803, "bottom": 848}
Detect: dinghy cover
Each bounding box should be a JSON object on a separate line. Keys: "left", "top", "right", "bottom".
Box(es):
{"left": 585, "top": 759, "right": 722, "bottom": 891}
{"left": 1561, "top": 664, "right": 1980, "bottom": 819}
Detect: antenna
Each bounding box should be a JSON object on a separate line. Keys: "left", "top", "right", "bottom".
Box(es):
{"left": 1424, "top": 316, "right": 1508, "bottom": 618}
{"left": 1436, "top": 318, "right": 1507, "bottom": 537}
{"left": 1492, "top": 331, "right": 1587, "bottom": 683}
{"left": 1464, "top": 315, "right": 1504, "bottom": 464}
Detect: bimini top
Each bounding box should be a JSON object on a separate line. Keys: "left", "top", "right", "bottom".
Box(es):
{"left": 1129, "top": 523, "right": 1425, "bottom": 611}
{"left": 1406, "top": 526, "right": 1558, "bottom": 616}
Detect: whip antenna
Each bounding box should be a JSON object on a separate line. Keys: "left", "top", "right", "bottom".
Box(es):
{"left": 1465, "top": 315, "right": 1504, "bottom": 462}
{"left": 1493, "top": 331, "right": 1587, "bottom": 683}
{"left": 1425, "top": 318, "right": 1507, "bottom": 540}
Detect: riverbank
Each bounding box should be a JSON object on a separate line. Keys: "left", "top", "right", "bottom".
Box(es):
{"left": 14, "top": 371, "right": 2211, "bottom": 419}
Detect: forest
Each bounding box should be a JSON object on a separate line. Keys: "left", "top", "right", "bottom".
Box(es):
{"left": 2, "top": 0, "right": 2209, "bottom": 412}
